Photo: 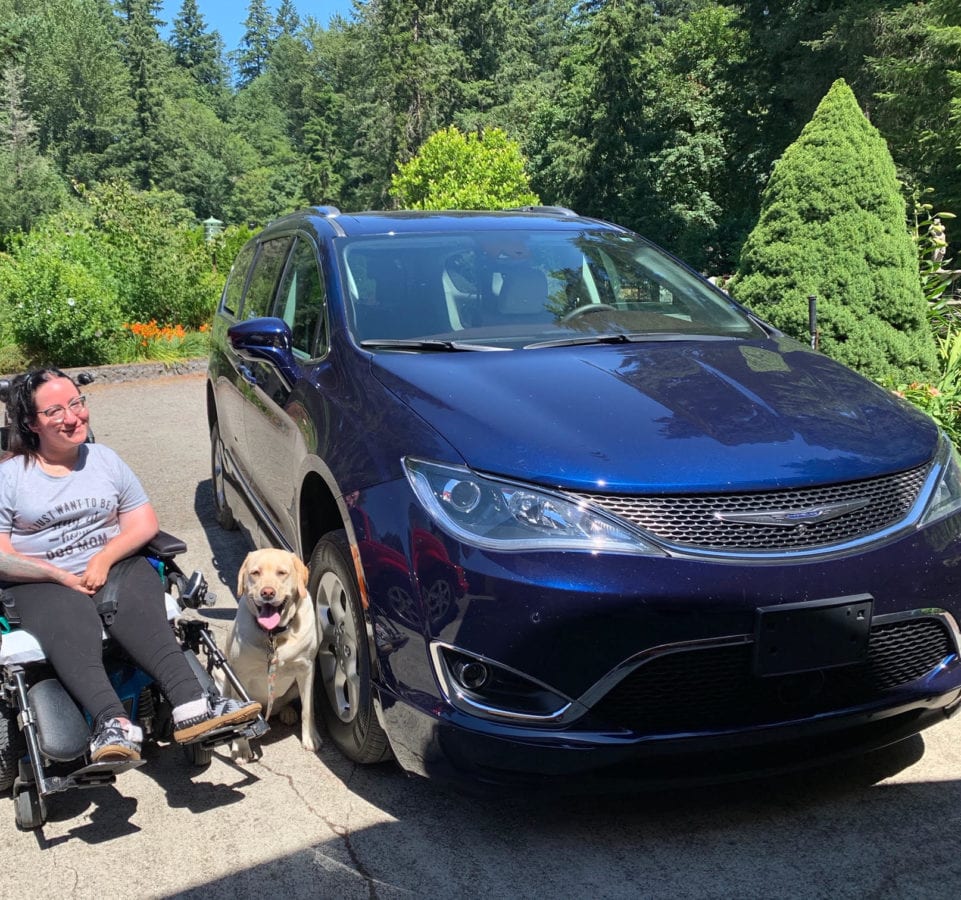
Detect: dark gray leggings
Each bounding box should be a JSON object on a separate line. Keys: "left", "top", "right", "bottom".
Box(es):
{"left": 6, "top": 555, "right": 204, "bottom": 727}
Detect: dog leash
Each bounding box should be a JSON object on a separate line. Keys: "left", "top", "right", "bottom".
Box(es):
{"left": 265, "top": 631, "right": 283, "bottom": 720}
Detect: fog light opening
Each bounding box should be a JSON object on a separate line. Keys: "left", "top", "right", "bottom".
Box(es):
{"left": 452, "top": 659, "right": 490, "bottom": 691}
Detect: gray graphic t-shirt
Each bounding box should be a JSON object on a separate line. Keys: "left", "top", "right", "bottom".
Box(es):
{"left": 0, "top": 444, "right": 150, "bottom": 576}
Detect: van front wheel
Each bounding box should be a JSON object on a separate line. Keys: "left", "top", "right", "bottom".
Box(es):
{"left": 310, "top": 531, "right": 391, "bottom": 765}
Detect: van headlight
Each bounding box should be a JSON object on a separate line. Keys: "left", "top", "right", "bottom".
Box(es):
{"left": 403, "top": 458, "right": 664, "bottom": 554}
{"left": 920, "top": 436, "right": 961, "bottom": 526}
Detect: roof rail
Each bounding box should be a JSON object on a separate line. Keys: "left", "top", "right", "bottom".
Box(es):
{"left": 509, "top": 205, "right": 579, "bottom": 217}
{"left": 312, "top": 205, "right": 342, "bottom": 217}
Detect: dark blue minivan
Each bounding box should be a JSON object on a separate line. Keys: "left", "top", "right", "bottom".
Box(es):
{"left": 207, "top": 206, "right": 961, "bottom": 789}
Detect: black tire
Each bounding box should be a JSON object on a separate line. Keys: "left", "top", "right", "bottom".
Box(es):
{"left": 311, "top": 531, "right": 392, "bottom": 764}
{"left": 13, "top": 777, "right": 45, "bottom": 830}
{"left": 182, "top": 741, "right": 213, "bottom": 767}
{"left": 210, "top": 421, "right": 237, "bottom": 530}
{"left": 0, "top": 700, "right": 26, "bottom": 793}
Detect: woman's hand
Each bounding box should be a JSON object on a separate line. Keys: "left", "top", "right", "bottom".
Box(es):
{"left": 61, "top": 570, "right": 96, "bottom": 595}
{"left": 79, "top": 553, "right": 111, "bottom": 593}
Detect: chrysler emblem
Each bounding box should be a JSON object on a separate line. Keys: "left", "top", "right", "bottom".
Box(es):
{"left": 714, "top": 498, "right": 869, "bottom": 528}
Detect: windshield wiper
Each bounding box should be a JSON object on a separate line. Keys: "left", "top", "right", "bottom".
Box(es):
{"left": 523, "top": 332, "right": 739, "bottom": 350}
{"left": 359, "top": 338, "right": 507, "bottom": 352}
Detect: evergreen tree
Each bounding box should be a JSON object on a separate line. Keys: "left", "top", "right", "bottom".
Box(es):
{"left": 235, "top": 0, "right": 274, "bottom": 87}
{"left": 534, "top": 2, "right": 657, "bottom": 233}
{"left": 0, "top": 65, "right": 68, "bottom": 237}
{"left": 117, "top": 0, "right": 170, "bottom": 189}
{"left": 20, "top": 0, "right": 135, "bottom": 185}
{"left": 729, "top": 79, "right": 937, "bottom": 384}
{"left": 872, "top": 1, "right": 961, "bottom": 241}
{"left": 170, "top": 0, "right": 228, "bottom": 94}
{"left": 276, "top": 0, "right": 301, "bottom": 36}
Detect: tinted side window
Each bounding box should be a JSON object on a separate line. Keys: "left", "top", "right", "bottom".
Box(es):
{"left": 222, "top": 243, "right": 256, "bottom": 316}
{"left": 242, "top": 237, "right": 293, "bottom": 320}
{"left": 272, "top": 237, "right": 327, "bottom": 359}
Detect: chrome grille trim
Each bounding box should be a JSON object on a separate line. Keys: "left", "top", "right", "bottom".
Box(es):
{"left": 573, "top": 463, "right": 930, "bottom": 554}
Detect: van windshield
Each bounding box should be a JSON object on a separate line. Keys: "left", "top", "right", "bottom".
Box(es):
{"left": 338, "top": 229, "right": 763, "bottom": 349}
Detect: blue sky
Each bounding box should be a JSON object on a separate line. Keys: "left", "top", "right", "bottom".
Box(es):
{"left": 159, "top": 1, "right": 356, "bottom": 55}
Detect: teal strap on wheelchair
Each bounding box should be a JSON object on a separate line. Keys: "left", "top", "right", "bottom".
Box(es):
{"left": 0, "top": 615, "right": 10, "bottom": 634}
{"left": 146, "top": 557, "right": 166, "bottom": 581}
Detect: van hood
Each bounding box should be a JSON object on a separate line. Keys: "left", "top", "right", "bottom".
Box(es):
{"left": 369, "top": 339, "right": 938, "bottom": 492}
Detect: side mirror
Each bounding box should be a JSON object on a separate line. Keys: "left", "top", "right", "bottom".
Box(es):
{"left": 227, "top": 317, "right": 299, "bottom": 385}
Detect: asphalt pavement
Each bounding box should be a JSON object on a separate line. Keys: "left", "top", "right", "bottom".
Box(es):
{"left": 2, "top": 370, "right": 961, "bottom": 899}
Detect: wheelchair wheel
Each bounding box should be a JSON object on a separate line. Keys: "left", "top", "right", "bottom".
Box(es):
{"left": 0, "top": 700, "right": 27, "bottom": 792}
{"left": 182, "top": 741, "right": 213, "bottom": 768}
{"left": 13, "top": 777, "right": 46, "bottom": 830}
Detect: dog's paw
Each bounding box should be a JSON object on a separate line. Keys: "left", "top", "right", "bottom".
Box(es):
{"left": 278, "top": 706, "right": 300, "bottom": 726}
{"left": 230, "top": 737, "right": 257, "bottom": 763}
{"left": 302, "top": 729, "right": 323, "bottom": 752}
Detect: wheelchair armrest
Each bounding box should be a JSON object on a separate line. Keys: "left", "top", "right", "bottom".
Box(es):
{"left": 146, "top": 530, "right": 187, "bottom": 558}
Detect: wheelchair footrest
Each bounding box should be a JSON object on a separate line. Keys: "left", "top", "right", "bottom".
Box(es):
{"left": 181, "top": 716, "right": 269, "bottom": 749}
{"left": 41, "top": 759, "right": 147, "bottom": 796}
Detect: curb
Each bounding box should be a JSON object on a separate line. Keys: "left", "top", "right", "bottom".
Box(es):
{"left": 0, "top": 358, "right": 209, "bottom": 386}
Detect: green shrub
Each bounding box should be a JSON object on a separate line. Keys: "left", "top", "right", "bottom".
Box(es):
{"left": 83, "top": 180, "right": 223, "bottom": 330}
{"left": 391, "top": 127, "right": 540, "bottom": 210}
{"left": 728, "top": 79, "right": 937, "bottom": 384}
{"left": 0, "top": 225, "right": 123, "bottom": 366}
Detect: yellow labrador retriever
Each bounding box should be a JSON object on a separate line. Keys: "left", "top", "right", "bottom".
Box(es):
{"left": 222, "top": 548, "right": 321, "bottom": 751}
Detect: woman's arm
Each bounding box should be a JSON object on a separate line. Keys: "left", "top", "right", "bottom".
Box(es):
{"left": 79, "top": 502, "right": 160, "bottom": 592}
{"left": 0, "top": 534, "right": 93, "bottom": 593}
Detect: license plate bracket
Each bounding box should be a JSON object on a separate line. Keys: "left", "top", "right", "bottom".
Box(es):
{"left": 753, "top": 594, "right": 873, "bottom": 677}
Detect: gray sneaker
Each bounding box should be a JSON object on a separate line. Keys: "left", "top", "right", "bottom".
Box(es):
{"left": 90, "top": 717, "right": 142, "bottom": 762}
{"left": 173, "top": 696, "right": 262, "bottom": 743}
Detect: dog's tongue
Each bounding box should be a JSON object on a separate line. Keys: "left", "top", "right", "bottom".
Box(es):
{"left": 257, "top": 608, "right": 282, "bottom": 631}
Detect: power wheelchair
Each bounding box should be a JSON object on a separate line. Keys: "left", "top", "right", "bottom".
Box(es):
{"left": 0, "top": 374, "right": 267, "bottom": 831}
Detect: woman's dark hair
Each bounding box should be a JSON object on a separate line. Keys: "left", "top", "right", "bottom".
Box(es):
{"left": 4, "top": 368, "right": 72, "bottom": 460}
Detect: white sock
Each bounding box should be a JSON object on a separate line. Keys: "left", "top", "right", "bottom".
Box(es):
{"left": 172, "top": 697, "right": 208, "bottom": 725}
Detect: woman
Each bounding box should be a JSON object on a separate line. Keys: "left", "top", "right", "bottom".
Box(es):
{"left": 0, "top": 368, "right": 261, "bottom": 763}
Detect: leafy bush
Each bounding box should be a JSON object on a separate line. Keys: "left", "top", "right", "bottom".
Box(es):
{"left": 728, "top": 79, "right": 937, "bottom": 384}
{"left": 82, "top": 180, "right": 223, "bottom": 329}
{"left": 391, "top": 127, "right": 540, "bottom": 210}
{"left": 0, "top": 224, "right": 123, "bottom": 366}
{"left": 0, "top": 180, "right": 232, "bottom": 367}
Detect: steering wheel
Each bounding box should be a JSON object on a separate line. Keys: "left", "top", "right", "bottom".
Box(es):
{"left": 561, "top": 302, "right": 619, "bottom": 323}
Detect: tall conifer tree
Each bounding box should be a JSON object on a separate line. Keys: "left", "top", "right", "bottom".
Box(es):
{"left": 729, "top": 79, "right": 936, "bottom": 383}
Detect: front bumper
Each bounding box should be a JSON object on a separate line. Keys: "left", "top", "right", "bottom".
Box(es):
{"left": 377, "top": 680, "right": 961, "bottom": 793}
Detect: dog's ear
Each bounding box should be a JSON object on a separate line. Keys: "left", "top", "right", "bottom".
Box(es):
{"left": 294, "top": 555, "right": 310, "bottom": 599}
{"left": 237, "top": 555, "right": 250, "bottom": 598}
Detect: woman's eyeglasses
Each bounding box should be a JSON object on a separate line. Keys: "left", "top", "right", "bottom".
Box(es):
{"left": 37, "top": 395, "right": 87, "bottom": 424}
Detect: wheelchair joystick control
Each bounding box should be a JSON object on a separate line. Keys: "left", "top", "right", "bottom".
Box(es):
{"left": 180, "top": 571, "right": 215, "bottom": 609}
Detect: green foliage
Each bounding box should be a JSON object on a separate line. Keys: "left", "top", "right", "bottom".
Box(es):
{"left": 21, "top": 0, "right": 135, "bottom": 186}
{"left": 532, "top": 0, "right": 751, "bottom": 270}
{"left": 872, "top": 1, "right": 961, "bottom": 250}
{"left": 81, "top": 179, "right": 223, "bottom": 328}
{"left": 0, "top": 222, "right": 123, "bottom": 366}
{"left": 0, "top": 179, "right": 225, "bottom": 366}
{"left": 390, "top": 126, "right": 538, "bottom": 209}
{"left": 0, "top": 66, "right": 70, "bottom": 239}
{"left": 906, "top": 186, "right": 961, "bottom": 333}
{"left": 891, "top": 329, "right": 961, "bottom": 447}
{"left": 0, "top": 0, "right": 960, "bottom": 373}
{"left": 729, "top": 79, "right": 937, "bottom": 384}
